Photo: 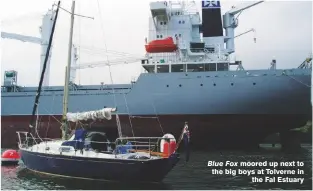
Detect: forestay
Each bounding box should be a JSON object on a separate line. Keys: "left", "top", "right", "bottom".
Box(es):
{"left": 66, "top": 108, "right": 117, "bottom": 122}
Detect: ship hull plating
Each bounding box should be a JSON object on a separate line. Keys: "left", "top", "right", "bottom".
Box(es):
{"left": 1, "top": 70, "right": 312, "bottom": 148}
{"left": 2, "top": 114, "right": 309, "bottom": 149}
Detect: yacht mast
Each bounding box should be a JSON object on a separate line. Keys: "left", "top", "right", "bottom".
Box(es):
{"left": 28, "top": 1, "right": 60, "bottom": 131}
{"left": 61, "top": 0, "right": 75, "bottom": 140}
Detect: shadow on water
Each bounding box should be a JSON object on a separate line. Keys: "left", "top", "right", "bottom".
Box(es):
{"left": 13, "top": 166, "right": 172, "bottom": 190}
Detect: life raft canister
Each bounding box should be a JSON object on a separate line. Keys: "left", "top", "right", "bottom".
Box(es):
{"left": 160, "top": 134, "right": 176, "bottom": 157}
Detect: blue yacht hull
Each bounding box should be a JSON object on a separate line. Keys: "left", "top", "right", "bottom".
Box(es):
{"left": 19, "top": 149, "right": 180, "bottom": 182}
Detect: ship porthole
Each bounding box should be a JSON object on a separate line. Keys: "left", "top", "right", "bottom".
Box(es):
{"left": 200, "top": 84, "right": 203, "bottom": 86}
{"left": 213, "top": 83, "right": 216, "bottom": 86}
{"left": 166, "top": 85, "right": 169, "bottom": 87}
{"left": 179, "top": 84, "right": 182, "bottom": 87}
{"left": 253, "top": 82, "right": 256, "bottom": 85}
{"left": 231, "top": 83, "right": 234, "bottom": 86}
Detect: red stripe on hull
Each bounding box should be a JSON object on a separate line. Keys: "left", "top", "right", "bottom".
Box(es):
{"left": 1, "top": 114, "right": 309, "bottom": 149}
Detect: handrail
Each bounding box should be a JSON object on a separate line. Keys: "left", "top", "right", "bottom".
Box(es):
{"left": 17, "top": 133, "right": 174, "bottom": 143}
{"left": 16, "top": 131, "right": 176, "bottom": 158}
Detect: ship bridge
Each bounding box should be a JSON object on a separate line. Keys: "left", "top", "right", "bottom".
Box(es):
{"left": 150, "top": 1, "right": 170, "bottom": 22}
{"left": 141, "top": 1, "right": 267, "bottom": 74}
{"left": 142, "top": 1, "right": 232, "bottom": 74}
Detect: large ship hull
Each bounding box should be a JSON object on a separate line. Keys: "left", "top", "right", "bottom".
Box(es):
{"left": 2, "top": 114, "right": 309, "bottom": 149}
{"left": 1, "top": 69, "right": 312, "bottom": 148}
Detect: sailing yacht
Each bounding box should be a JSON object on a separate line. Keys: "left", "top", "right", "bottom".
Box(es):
{"left": 17, "top": 1, "right": 185, "bottom": 183}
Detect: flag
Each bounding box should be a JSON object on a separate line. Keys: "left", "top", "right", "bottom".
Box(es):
{"left": 183, "top": 124, "right": 190, "bottom": 162}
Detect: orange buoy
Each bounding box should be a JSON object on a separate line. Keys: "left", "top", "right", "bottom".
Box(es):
{"left": 1, "top": 149, "right": 20, "bottom": 166}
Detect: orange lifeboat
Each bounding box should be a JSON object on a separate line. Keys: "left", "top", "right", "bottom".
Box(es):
{"left": 145, "top": 37, "right": 177, "bottom": 53}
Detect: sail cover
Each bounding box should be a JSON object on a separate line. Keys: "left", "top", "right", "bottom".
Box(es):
{"left": 66, "top": 108, "right": 117, "bottom": 122}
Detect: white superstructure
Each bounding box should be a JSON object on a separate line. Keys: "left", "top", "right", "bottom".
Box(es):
{"left": 142, "top": 1, "right": 263, "bottom": 73}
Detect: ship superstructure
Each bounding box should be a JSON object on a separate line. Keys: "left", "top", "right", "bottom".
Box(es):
{"left": 142, "top": 1, "right": 264, "bottom": 74}
{"left": 1, "top": 1, "right": 312, "bottom": 149}
{"left": 143, "top": 1, "right": 231, "bottom": 73}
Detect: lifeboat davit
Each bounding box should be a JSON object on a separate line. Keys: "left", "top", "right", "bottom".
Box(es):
{"left": 145, "top": 37, "right": 177, "bottom": 53}
{"left": 1, "top": 149, "right": 20, "bottom": 166}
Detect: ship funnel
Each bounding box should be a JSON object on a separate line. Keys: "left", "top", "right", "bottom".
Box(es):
{"left": 201, "top": 1, "right": 223, "bottom": 37}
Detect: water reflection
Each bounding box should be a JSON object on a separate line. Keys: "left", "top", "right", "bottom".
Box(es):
{"left": 15, "top": 167, "right": 172, "bottom": 190}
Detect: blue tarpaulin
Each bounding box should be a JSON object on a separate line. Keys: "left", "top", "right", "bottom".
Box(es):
{"left": 116, "top": 141, "right": 133, "bottom": 154}
{"left": 61, "top": 129, "right": 86, "bottom": 150}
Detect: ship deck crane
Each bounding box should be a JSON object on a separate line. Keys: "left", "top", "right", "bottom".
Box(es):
{"left": 1, "top": 12, "right": 78, "bottom": 86}
{"left": 223, "top": 1, "right": 264, "bottom": 54}
{"left": 1, "top": 32, "right": 42, "bottom": 44}
{"left": 1, "top": 9, "right": 56, "bottom": 87}
{"left": 298, "top": 55, "right": 312, "bottom": 69}
{"left": 71, "top": 57, "right": 142, "bottom": 70}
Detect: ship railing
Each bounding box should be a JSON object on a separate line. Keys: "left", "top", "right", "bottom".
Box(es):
{"left": 145, "top": 48, "right": 228, "bottom": 65}
{"left": 16, "top": 131, "right": 176, "bottom": 158}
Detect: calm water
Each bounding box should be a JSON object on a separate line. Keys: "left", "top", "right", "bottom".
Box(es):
{"left": 1, "top": 145, "right": 312, "bottom": 190}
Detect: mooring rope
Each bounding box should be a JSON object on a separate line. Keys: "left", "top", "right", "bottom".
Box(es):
{"left": 283, "top": 72, "right": 311, "bottom": 88}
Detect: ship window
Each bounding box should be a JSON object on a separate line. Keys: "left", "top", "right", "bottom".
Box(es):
{"left": 179, "top": 34, "right": 182, "bottom": 37}
{"left": 175, "top": 34, "right": 178, "bottom": 37}
{"left": 179, "top": 21, "right": 181, "bottom": 24}
{"left": 182, "top": 20, "right": 185, "bottom": 24}
{"left": 207, "top": 47, "right": 215, "bottom": 52}
{"left": 164, "top": 21, "right": 167, "bottom": 25}
{"left": 160, "top": 22, "right": 163, "bottom": 25}
{"left": 160, "top": 35, "right": 163, "bottom": 38}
